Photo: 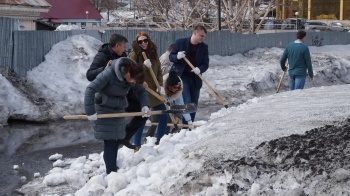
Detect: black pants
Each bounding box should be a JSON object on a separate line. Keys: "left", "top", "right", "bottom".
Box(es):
{"left": 122, "top": 91, "right": 148, "bottom": 146}
{"left": 103, "top": 139, "right": 119, "bottom": 174}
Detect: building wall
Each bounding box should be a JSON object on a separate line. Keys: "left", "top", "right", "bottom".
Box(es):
{"left": 19, "top": 19, "right": 36, "bottom": 30}
{"left": 344, "top": 0, "right": 350, "bottom": 19}
{"left": 276, "top": 0, "right": 350, "bottom": 20}
{"left": 312, "top": 0, "right": 340, "bottom": 20}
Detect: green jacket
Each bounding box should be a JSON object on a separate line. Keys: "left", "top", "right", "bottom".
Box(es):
{"left": 129, "top": 40, "right": 163, "bottom": 108}
{"left": 280, "top": 41, "right": 313, "bottom": 78}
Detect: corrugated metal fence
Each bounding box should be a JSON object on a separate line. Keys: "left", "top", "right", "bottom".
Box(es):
{"left": 0, "top": 17, "right": 19, "bottom": 71}
{"left": 1, "top": 17, "right": 350, "bottom": 77}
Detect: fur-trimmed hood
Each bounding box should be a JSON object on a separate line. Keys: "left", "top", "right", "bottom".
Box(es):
{"left": 112, "top": 57, "right": 137, "bottom": 82}
{"left": 131, "top": 39, "right": 159, "bottom": 61}
{"left": 163, "top": 73, "right": 183, "bottom": 100}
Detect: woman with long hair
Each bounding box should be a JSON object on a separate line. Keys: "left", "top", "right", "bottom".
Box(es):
{"left": 129, "top": 32, "right": 168, "bottom": 151}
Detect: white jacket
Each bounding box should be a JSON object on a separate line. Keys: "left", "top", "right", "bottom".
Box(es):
{"left": 163, "top": 73, "right": 191, "bottom": 122}
{"left": 159, "top": 51, "right": 173, "bottom": 75}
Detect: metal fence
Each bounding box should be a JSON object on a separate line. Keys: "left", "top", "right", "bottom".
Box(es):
{"left": 1, "top": 17, "right": 350, "bottom": 77}
{"left": 0, "top": 17, "right": 19, "bottom": 71}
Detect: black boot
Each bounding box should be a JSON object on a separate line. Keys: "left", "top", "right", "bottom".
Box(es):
{"left": 123, "top": 139, "right": 135, "bottom": 150}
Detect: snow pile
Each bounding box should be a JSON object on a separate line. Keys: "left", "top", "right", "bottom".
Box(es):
{"left": 26, "top": 34, "right": 102, "bottom": 119}
{"left": 55, "top": 24, "right": 81, "bottom": 31}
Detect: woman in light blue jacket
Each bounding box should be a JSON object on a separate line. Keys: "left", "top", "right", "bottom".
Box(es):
{"left": 146, "top": 71, "right": 194, "bottom": 141}
{"left": 163, "top": 71, "right": 192, "bottom": 125}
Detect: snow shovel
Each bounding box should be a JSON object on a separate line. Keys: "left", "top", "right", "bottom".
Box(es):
{"left": 63, "top": 103, "right": 197, "bottom": 120}
{"left": 276, "top": 62, "right": 289, "bottom": 93}
{"left": 142, "top": 52, "right": 161, "bottom": 92}
{"left": 150, "top": 122, "right": 199, "bottom": 128}
{"left": 142, "top": 52, "right": 180, "bottom": 131}
{"left": 183, "top": 57, "right": 228, "bottom": 108}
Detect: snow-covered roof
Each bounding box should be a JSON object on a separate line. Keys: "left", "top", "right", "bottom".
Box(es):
{"left": 0, "top": 0, "right": 51, "bottom": 12}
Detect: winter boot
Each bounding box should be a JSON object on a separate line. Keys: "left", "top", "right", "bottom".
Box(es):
{"left": 134, "top": 146, "right": 141, "bottom": 153}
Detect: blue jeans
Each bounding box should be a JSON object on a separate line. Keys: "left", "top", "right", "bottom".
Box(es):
{"left": 103, "top": 139, "right": 120, "bottom": 174}
{"left": 134, "top": 104, "right": 168, "bottom": 145}
{"left": 181, "top": 76, "right": 200, "bottom": 122}
{"left": 289, "top": 75, "right": 306, "bottom": 90}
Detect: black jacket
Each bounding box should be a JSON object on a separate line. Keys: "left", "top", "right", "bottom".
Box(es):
{"left": 86, "top": 43, "right": 127, "bottom": 81}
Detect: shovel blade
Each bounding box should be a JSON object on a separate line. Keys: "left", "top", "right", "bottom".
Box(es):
{"left": 169, "top": 103, "right": 197, "bottom": 114}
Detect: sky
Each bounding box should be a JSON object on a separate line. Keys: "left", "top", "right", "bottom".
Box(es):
{"left": 2, "top": 32, "right": 350, "bottom": 195}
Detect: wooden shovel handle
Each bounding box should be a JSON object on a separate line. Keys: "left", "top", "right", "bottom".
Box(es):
{"left": 142, "top": 52, "right": 161, "bottom": 92}
{"left": 276, "top": 61, "right": 289, "bottom": 93}
{"left": 183, "top": 57, "right": 228, "bottom": 108}
{"left": 64, "top": 110, "right": 166, "bottom": 120}
{"left": 145, "top": 87, "right": 167, "bottom": 103}
{"left": 145, "top": 87, "right": 180, "bottom": 128}
{"left": 276, "top": 70, "right": 286, "bottom": 93}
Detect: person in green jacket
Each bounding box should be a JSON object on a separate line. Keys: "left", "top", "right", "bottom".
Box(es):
{"left": 280, "top": 30, "right": 313, "bottom": 90}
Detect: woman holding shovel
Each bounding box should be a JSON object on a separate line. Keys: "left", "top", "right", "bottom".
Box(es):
{"left": 84, "top": 57, "right": 150, "bottom": 174}
{"left": 163, "top": 71, "right": 194, "bottom": 128}
{"left": 146, "top": 71, "right": 195, "bottom": 137}
{"left": 129, "top": 32, "right": 168, "bottom": 150}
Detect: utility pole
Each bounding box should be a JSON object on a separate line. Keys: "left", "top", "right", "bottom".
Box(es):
{"left": 86, "top": 11, "right": 89, "bottom": 28}
{"left": 295, "top": 11, "right": 298, "bottom": 30}
{"left": 218, "top": 0, "right": 221, "bottom": 31}
{"left": 86, "top": 11, "right": 89, "bottom": 20}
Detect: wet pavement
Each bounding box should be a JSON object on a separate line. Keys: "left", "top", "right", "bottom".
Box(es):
{"left": 0, "top": 105, "right": 219, "bottom": 195}
{"left": 0, "top": 120, "right": 99, "bottom": 196}
{"left": 0, "top": 141, "right": 102, "bottom": 196}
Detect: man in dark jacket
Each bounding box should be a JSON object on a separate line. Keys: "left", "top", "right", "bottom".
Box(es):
{"left": 169, "top": 24, "right": 209, "bottom": 122}
{"left": 86, "top": 33, "right": 149, "bottom": 150}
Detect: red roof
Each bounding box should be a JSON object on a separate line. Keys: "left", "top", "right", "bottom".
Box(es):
{"left": 40, "top": 0, "right": 102, "bottom": 19}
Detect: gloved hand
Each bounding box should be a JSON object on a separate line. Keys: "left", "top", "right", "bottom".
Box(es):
{"left": 191, "top": 67, "right": 200, "bottom": 75}
{"left": 187, "top": 120, "right": 194, "bottom": 129}
{"left": 87, "top": 113, "right": 97, "bottom": 121}
{"left": 157, "top": 86, "right": 166, "bottom": 95}
{"left": 177, "top": 51, "right": 186, "bottom": 60}
{"left": 141, "top": 106, "right": 150, "bottom": 118}
{"left": 145, "top": 119, "right": 152, "bottom": 126}
{"left": 144, "top": 59, "right": 152, "bottom": 68}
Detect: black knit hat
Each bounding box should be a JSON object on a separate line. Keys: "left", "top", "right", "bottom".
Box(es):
{"left": 167, "top": 71, "right": 181, "bottom": 86}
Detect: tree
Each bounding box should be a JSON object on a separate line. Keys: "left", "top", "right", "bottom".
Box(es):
{"left": 102, "top": 0, "right": 275, "bottom": 33}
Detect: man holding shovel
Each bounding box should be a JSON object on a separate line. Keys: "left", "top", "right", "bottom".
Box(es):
{"left": 280, "top": 30, "right": 314, "bottom": 90}
{"left": 169, "top": 24, "right": 209, "bottom": 122}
